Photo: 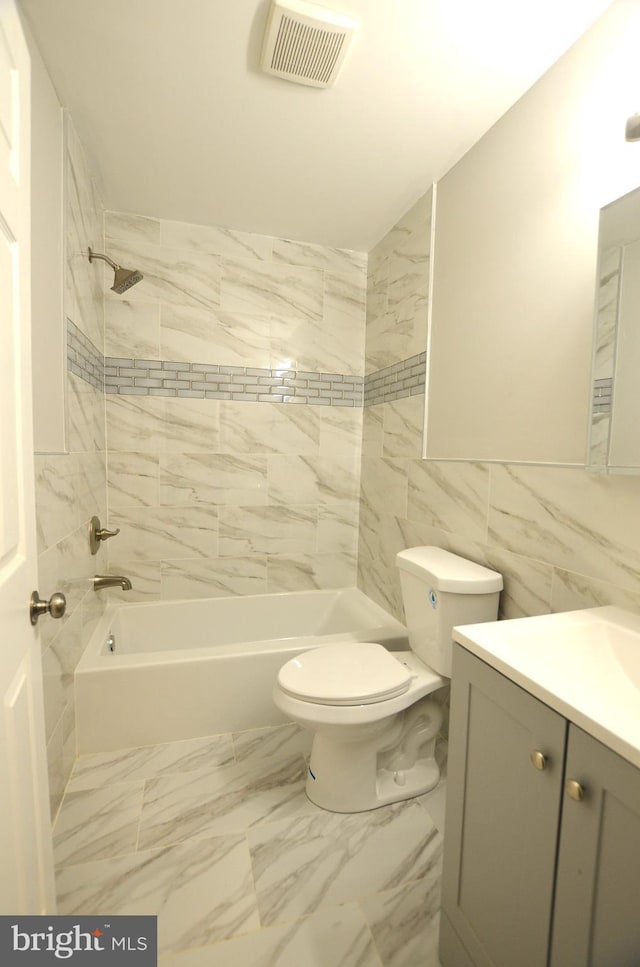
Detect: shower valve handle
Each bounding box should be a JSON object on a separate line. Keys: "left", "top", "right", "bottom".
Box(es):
{"left": 89, "top": 515, "right": 121, "bottom": 555}
{"left": 97, "top": 526, "right": 120, "bottom": 541}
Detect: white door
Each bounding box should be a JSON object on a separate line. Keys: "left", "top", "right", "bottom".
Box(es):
{"left": 0, "top": 0, "right": 56, "bottom": 914}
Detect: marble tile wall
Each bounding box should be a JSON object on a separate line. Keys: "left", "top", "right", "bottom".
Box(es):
{"left": 35, "top": 118, "right": 108, "bottom": 821}
{"left": 358, "top": 189, "right": 433, "bottom": 617}
{"left": 103, "top": 212, "right": 366, "bottom": 600}
{"left": 358, "top": 189, "right": 640, "bottom": 632}
{"left": 588, "top": 244, "right": 620, "bottom": 467}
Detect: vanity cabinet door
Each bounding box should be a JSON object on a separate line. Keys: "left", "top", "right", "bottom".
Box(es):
{"left": 550, "top": 725, "right": 640, "bottom": 967}
{"left": 441, "top": 646, "right": 566, "bottom": 967}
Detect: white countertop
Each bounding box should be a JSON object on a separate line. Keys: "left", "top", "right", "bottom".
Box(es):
{"left": 453, "top": 606, "right": 640, "bottom": 770}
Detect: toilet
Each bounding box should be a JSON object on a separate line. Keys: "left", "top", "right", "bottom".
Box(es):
{"left": 273, "top": 546, "right": 503, "bottom": 812}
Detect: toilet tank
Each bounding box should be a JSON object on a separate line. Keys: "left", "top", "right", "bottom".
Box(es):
{"left": 396, "top": 547, "right": 503, "bottom": 677}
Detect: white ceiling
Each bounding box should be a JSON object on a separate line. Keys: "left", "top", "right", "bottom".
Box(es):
{"left": 20, "top": 0, "right": 613, "bottom": 251}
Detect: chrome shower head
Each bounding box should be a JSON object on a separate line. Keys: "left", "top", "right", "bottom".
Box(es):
{"left": 87, "top": 247, "right": 144, "bottom": 294}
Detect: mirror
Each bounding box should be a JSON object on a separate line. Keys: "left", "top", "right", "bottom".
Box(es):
{"left": 588, "top": 186, "right": 640, "bottom": 474}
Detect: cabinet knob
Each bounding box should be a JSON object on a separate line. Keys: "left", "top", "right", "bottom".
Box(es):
{"left": 530, "top": 750, "right": 547, "bottom": 771}
{"left": 566, "top": 779, "right": 585, "bottom": 801}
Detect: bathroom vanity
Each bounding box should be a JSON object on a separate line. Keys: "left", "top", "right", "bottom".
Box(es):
{"left": 439, "top": 607, "right": 640, "bottom": 967}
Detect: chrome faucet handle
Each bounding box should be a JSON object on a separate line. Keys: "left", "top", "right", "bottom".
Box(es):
{"left": 89, "top": 515, "right": 121, "bottom": 554}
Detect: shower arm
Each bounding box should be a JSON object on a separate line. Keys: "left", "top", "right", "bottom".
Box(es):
{"left": 88, "top": 247, "right": 120, "bottom": 270}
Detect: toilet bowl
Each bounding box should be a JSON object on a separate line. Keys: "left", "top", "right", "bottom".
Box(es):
{"left": 273, "top": 547, "right": 503, "bottom": 812}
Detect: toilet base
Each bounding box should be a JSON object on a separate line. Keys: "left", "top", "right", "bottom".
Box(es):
{"left": 306, "top": 753, "right": 441, "bottom": 812}
{"left": 304, "top": 696, "right": 442, "bottom": 812}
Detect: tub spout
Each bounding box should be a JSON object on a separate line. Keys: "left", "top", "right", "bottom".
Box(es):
{"left": 93, "top": 574, "right": 133, "bottom": 592}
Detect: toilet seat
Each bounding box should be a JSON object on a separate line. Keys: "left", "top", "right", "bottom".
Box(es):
{"left": 277, "top": 641, "right": 412, "bottom": 706}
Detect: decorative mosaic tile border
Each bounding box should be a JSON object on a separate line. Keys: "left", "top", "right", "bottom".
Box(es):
{"left": 66, "top": 319, "right": 104, "bottom": 391}
{"left": 66, "top": 326, "right": 425, "bottom": 411}
{"left": 104, "top": 358, "right": 364, "bottom": 407}
{"left": 592, "top": 377, "right": 612, "bottom": 414}
{"left": 364, "top": 352, "right": 426, "bottom": 406}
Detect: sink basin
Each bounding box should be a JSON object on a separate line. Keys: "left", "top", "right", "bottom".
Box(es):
{"left": 610, "top": 624, "right": 640, "bottom": 691}
{"left": 453, "top": 606, "right": 640, "bottom": 770}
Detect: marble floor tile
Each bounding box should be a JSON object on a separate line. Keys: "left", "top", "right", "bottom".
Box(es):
{"left": 419, "top": 782, "right": 447, "bottom": 835}
{"left": 361, "top": 868, "right": 442, "bottom": 967}
{"left": 232, "top": 723, "right": 313, "bottom": 765}
{"left": 248, "top": 799, "right": 443, "bottom": 927}
{"left": 158, "top": 903, "right": 382, "bottom": 967}
{"left": 138, "top": 754, "right": 315, "bottom": 850}
{"left": 66, "top": 734, "right": 235, "bottom": 792}
{"left": 56, "top": 834, "right": 260, "bottom": 955}
{"left": 56, "top": 730, "right": 447, "bottom": 965}
{"left": 53, "top": 782, "right": 144, "bottom": 867}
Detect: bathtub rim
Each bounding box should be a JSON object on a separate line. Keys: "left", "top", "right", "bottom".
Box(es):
{"left": 77, "top": 587, "right": 409, "bottom": 672}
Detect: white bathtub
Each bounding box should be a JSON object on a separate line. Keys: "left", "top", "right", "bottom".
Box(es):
{"left": 75, "top": 588, "right": 408, "bottom": 753}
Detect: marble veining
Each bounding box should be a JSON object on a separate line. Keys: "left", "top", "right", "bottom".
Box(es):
{"left": 107, "top": 239, "right": 222, "bottom": 311}
{"left": 247, "top": 800, "right": 442, "bottom": 926}
{"left": 67, "top": 371, "right": 105, "bottom": 453}
{"left": 218, "top": 505, "right": 317, "bottom": 556}
{"left": 159, "top": 557, "right": 268, "bottom": 600}
{"left": 382, "top": 396, "right": 425, "bottom": 457}
{"left": 160, "top": 220, "right": 274, "bottom": 261}
{"left": 232, "top": 723, "right": 312, "bottom": 765}
{"left": 107, "top": 451, "right": 161, "bottom": 509}
{"left": 220, "top": 257, "right": 324, "bottom": 321}
{"left": 53, "top": 726, "right": 445, "bottom": 965}
{"left": 67, "top": 735, "right": 235, "bottom": 792}
{"left": 53, "top": 782, "right": 144, "bottom": 867}
{"left": 105, "top": 211, "right": 161, "bottom": 246}
{"left": 155, "top": 902, "right": 382, "bottom": 967}
{"left": 272, "top": 237, "right": 366, "bottom": 273}
{"left": 160, "top": 304, "right": 272, "bottom": 369}
{"left": 160, "top": 453, "right": 268, "bottom": 507}
{"left": 488, "top": 464, "right": 640, "bottom": 591}
{"left": 317, "top": 501, "right": 360, "bottom": 555}
{"left": 138, "top": 754, "right": 313, "bottom": 849}
{"left": 550, "top": 567, "right": 640, "bottom": 615}
{"left": 56, "top": 834, "right": 260, "bottom": 954}
{"left": 108, "top": 505, "right": 218, "bottom": 562}
{"left": 266, "top": 550, "right": 357, "bottom": 593}
{"left": 105, "top": 300, "right": 161, "bottom": 360}
{"left": 406, "top": 461, "right": 490, "bottom": 545}
{"left": 361, "top": 871, "right": 441, "bottom": 967}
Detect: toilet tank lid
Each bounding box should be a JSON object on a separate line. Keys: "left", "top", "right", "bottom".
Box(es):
{"left": 396, "top": 546, "right": 503, "bottom": 593}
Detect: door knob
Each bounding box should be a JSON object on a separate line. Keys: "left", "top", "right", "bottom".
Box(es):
{"left": 29, "top": 590, "right": 66, "bottom": 626}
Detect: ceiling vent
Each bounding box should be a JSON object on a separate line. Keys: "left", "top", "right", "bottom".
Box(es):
{"left": 261, "top": 0, "right": 357, "bottom": 89}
